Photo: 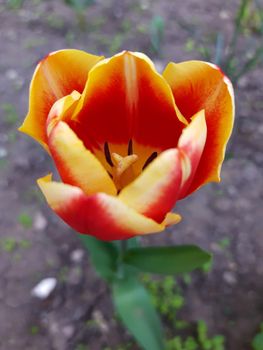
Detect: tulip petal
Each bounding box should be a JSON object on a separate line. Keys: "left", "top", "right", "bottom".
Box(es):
{"left": 161, "top": 212, "right": 182, "bottom": 226}
{"left": 19, "top": 49, "right": 103, "bottom": 148}
{"left": 48, "top": 120, "right": 117, "bottom": 196}
{"left": 46, "top": 90, "right": 81, "bottom": 138}
{"left": 163, "top": 61, "right": 235, "bottom": 193}
{"left": 118, "top": 149, "right": 182, "bottom": 223}
{"left": 177, "top": 110, "right": 207, "bottom": 199}
{"left": 71, "top": 51, "right": 186, "bottom": 152}
{"left": 37, "top": 175, "right": 165, "bottom": 241}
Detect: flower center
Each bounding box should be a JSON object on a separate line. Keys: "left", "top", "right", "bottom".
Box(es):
{"left": 112, "top": 152, "right": 138, "bottom": 190}
{"left": 104, "top": 140, "right": 158, "bottom": 191}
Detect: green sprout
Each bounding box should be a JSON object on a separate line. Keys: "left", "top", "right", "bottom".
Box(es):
{"left": 30, "top": 325, "right": 39, "bottom": 335}
{"left": 7, "top": 0, "right": 24, "bottom": 9}
{"left": 252, "top": 322, "right": 263, "bottom": 350}
{"left": 64, "top": 0, "right": 95, "bottom": 30}
{"left": 18, "top": 212, "right": 33, "bottom": 229}
{"left": 1, "top": 103, "right": 19, "bottom": 126}
{"left": 150, "top": 15, "right": 165, "bottom": 54}
{"left": 0, "top": 238, "right": 17, "bottom": 253}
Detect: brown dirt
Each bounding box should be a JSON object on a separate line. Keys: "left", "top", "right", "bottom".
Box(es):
{"left": 0, "top": 0, "right": 262, "bottom": 349}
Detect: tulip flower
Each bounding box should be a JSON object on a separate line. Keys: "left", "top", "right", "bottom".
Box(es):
{"left": 19, "top": 50, "right": 234, "bottom": 241}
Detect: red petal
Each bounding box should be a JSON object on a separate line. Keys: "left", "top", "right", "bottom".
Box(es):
{"left": 163, "top": 61, "right": 234, "bottom": 193}
{"left": 71, "top": 51, "right": 186, "bottom": 152}
{"left": 37, "top": 175, "right": 165, "bottom": 241}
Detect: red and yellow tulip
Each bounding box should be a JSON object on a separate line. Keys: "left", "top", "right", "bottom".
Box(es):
{"left": 19, "top": 50, "right": 234, "bottom": 240}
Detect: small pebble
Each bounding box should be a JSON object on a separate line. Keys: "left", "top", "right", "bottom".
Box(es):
{"left": 210, "top": 242, "right": 222, "bottom": 253}
{"left": 223, "top": 271, "right": 237, "bottom": 285}
{"left": 33, "top": 212, "right": 48, "bottom": 231}
{"left": 0, "top": 133, "right": 8, "bottom": 143}
{"left": 227, "top": 262, "right": 237, "bottom": 271}
{"left": 92, "top": 310, "right": 109, "bottom": 333}
{"left": 31, "top": 277, "right": 57, "bottom": 299}
{"left": 5, "top": 69, "right": 18, "bottom": 81}
{"left": 62, "top": 325, "right": 74, "bottom": 339}
{"left": 140, "top": 0, "right": 150, "bottom": 10}
{"left": 0, "top": 147, "right": 7, "bottom": 158}
{"left": 70, "top": 249, "right": 84, "bottom": 263}
{"left": 219, "top": 10, "right": 230, "bottom": 19}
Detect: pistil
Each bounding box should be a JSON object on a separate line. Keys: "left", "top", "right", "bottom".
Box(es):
{"left": 111, "top": 152, "right": 138, "bottom": 190}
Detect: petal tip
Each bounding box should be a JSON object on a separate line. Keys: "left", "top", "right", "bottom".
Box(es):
{"left": 162, "top": 212, "right": 182, "bottom": 227}
{"left": 37, "top": 173, "right": 53, "bottom": 187}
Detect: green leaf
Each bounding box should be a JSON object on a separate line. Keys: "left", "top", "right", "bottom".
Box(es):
{"left": 124, "top": 245, "right": 212, "bottom": 275}
{"left": 113, "top": 273, "right": 164, "bottom": 350}
{"left": 252, "top": 333, "right": 263, "bottom": 350}
{"left": 64, "top": 0, "right": 95, "bottom": 11}
{"left": 79, "top": 235, "right": 118, "bottom": 282}
{"left": 150, "top": 15, "right": 165, "bottom": 53}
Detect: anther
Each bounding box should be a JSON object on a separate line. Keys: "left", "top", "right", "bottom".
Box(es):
{"left": 128, "top": 139, "right": 133, "bottom": 155}
{"left": 107, "top": 171, "right": 113, "bottom": 179}
{"left": 142, "top": 152, "right": 158, "bottom": 170}
{"left": 104, "top": 142, "right": 113, "bottom": 167}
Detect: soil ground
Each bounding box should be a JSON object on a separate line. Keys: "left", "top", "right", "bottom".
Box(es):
{"left": 0, "top": 0, "right": 262, "bottom": 349}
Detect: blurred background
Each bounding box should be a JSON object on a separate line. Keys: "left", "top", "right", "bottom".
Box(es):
{"left": 0, "top": 0, "right": 263, "bottom": 349}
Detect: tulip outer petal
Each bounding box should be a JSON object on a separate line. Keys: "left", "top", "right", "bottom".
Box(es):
{"left": 19, "top": 49, "right": 104, "bottom": 148}
{"left": 37, "top": 175, "right": 166, "bottom": 241}
{"left": 163, "top": 60, "right": 235, "bottom": 194}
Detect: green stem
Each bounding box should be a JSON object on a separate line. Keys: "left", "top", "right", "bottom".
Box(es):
{"left": 120, "top": 240, "right": 127, "bottom": 261}
{"left": 117, "top": 240, "right": 128, "bottom": 279}
{"left": 233, "top": 46, "right": 263, "bottom": 84}
{"left": 225, "top": 0, "right": 249, "bottom": 72}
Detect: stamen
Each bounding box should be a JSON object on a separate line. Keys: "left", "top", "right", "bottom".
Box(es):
{"left": 142, "top": 152, "right": 158, "bottom": 170}
{"left": 107, "top": 171, "right": 113, "bottom": 179}
{"left": 104, "top": 142, "right": 113, "bottom": 167}
{"left": 128, "top": 139, "right": 133, "bottom": 155}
